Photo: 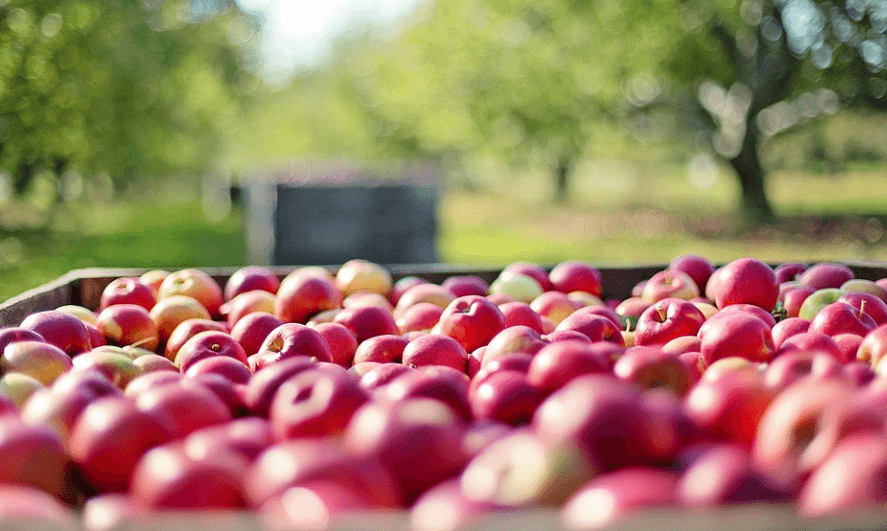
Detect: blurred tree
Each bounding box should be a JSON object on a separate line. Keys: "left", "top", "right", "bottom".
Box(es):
{"left": 339, "top": 0, "right": 886, "bottom": 217}
{"left": 0, "top": 0, "right": 258, "bottom": 203}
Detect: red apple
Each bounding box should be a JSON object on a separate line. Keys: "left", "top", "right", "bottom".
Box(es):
{"left": 433, "top": 296, "right": 507, "bottom": 354}
{"left": 256, "top": 323, "right": 332, "bottom": 367}
{"left": 527, "top": 340, "right": 619, "bottom": 393}
{"left": 838, "top": 292, "right": 887, "bottom": 326}
{"left": 139, "top": 269, "right": 169, "bottom": 293}
{"left": 613, "top": 346, "right": 693, "bottom": 396}
{"left": 391, "top": 276, "right": 428, "bottom": 306}
{"left": 711, "top": 258, "right": 779, "bottom": 312}
{"left": 661, "top": 336, "right": 702, "bottom": 356}
{"left": 270, "top": 369, "right": 369, "bottom": 439}
{"left": 245, "top": 357, "right": 322, "bottom": 417}
{"left": 562, "top": 467, "right": 678, "bottom": 530}
{"left": 333, "top": 305, "right": 399, "bottom": 344}
{"left": 0, "top": 485, "right": 76, "bottom": 526}
{"left": 132, "top": 354, "right": 177, "bottom": 374}
{"left": 223, "top": 290, "right": 276, "bottom": 327}
{"left": 174, "top": 330, "right": 249, "bottom": 373}
{"left": 135, "top": 381, "right": 231, "bottom": 439}
{"left": 503, "top": 262, "right": 552, "bottom": 292}
{"left": 774, "top": 262, "right": 807, "bottom": 283}
{"left": 358, "top": 363, "right": 416, "bottom": 391}
{"left": 799, "top": 262, "right": 854, "bottom": 290}
{"left": 809, "top": 301, "right": 876, "bottom": 338}
{"left": 678, "top": 443, "right": 789, "bottom": 506}
{"left": 634, "top": 298, "right": 705, "bottom": 347}
{"left": 531, "top": 291, "right": 582, "bottom": 325}
{"left": 95, "top": 304, "right": 159, "bottom": 352}
{"left": 548, "top": 261, "right": 603, "bottom": 297}
{"left": 770, "top": 317, "right": 811, "bottom": 350}
{"left": 410, "top": 478, "right": 500, "bottom": 531}
{"left": 669, "top": 254, "right": 715, "bottom": 295}
{"left": 683, "top": 370, "right": 775, "bottom": 445}
{"left": 402, "top": 334, "right": 468, "bottom": 371}
{"left": 834, "top": 333, "right": 864, "bottom": 363}
{"left": 184, "top": 416, "right": 275, "bottom": 463}
{"left": 225, "top": 266, "right": 280, "bottom": 301}
{"left": 230, "top": 312, "right": 284, "bottom": 359}
{"left": 641, "top": 270, "right": 700, "bottom": 304}
{"left": 383, "top": 367, "right": 472, "bottom": 423}
{"left": 441, "top": 275, "right": 490, "bottom": 297}
{"left": 497, "top": 301, "right": 544, "bottom": 333}
{"left": 274, "top": 272, "right": 341, "bottom": 324}
{"left": 782, "top": 285, "right": 816, "bottom": 318}
{"left": 100, "top": 277, "right": 156, "bottom": 312}
{"left": 20, "top": 310, "right": 91, "bottom": 356}
{"left": 353, "top": 334, "right": 408, "bottom": 364}
{"left": 71, "top": 350, "right": 144, "bottom": 389}
{"left": 842, "top": 279, "right": 887, "bottom": 303}
{"left": 777, "top": 332, "right": 844, "bottom": 362}
{"left": 395, "top": 302, "right": 443, "bottom": 333}
{"left": 858, "top": 323, "right": 887, "bottom": 366}
{"left": 309, "top": 322, "right": 358, "bottom": 367}
{"left": 163, "top": 318, "right": 228, "bottom": 361}
{"left": 470, "top": 371, "right": 542, "bottom": 425}
{"left": 185, "top": 355, "right": 252, "bottom": 384}
{"left": 149, "top": 295, "right": 212, "bottom": 345}
{"left": 481, "top": 325, "right": 546, "bottom": 369}
{"left": 158, "top": 268, "right": 224, "bottom": 317}
{"left": 699, "top": 313, "right": 774, "bottom": 366}
{"left": 554, "top": 313, "right": 624, "bottom": 347}
{"left": 1, "top": 340, "right": 72, "bottom": 386}
{"left": 762, "top": 351, "right": 842, "bottom": 392}
{"left": 0, "top": 417, "right": 70, "bottom": 497}
{"left": 69, "top": 395, "right": 174, "bottom": 492}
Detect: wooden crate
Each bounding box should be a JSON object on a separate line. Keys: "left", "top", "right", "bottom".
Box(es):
{"left": 2, "top": 260, "right": 887, "bottom": 531}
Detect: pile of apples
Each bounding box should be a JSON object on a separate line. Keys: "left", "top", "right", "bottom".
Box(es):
{"left": 2, "top": 256, "right": 887, "bottom": 530}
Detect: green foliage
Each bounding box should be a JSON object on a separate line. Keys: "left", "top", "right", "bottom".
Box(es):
{"left": 0, "top": 0, "right": 259, "bottom": 197}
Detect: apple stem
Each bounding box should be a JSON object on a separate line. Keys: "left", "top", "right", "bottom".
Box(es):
{"left": 860, "top": 300, "right": 868, "bottom": 318}
{"left": 656, "top": 305, "right": 667, "bottom": 322}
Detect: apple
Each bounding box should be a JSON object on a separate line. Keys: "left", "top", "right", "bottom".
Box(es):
{"left": 124, "top": 371, "right": 184, "bottom": 399}
{"left": 55, "top": 305, "right": 98, "bottom": 326}
{"left": 480, "top": 326, "right": 546, "bottom": 369}
{"left": 1, "top": 341, "right": 71, "bottom": 385}
{"left": 21, "top": 371, "right": 119, "bottom": 443}
{"left": 533, "top": 375, "right": 668, "bottom": 470}
{"left": 130, "top": 442, "right": 246, "bottom": 509}
{"left": 661, "top": 335, "right": 702, "bottom": 356}
{"left": 777, "top": 332, "right": 844, "bottom": 362}
{"left": 391, "top": 276, "right": 428, "bottom": 306}
{"left": 225, "top": 266, "right": 280, "bottom": 301}
{"left": 135, "top": 381, "right": 231, "bottom": 439}
{"left": 230, "top": 312, "right": 284, "bottom": 359}
{"left": 344, "top": 398, "right": 468, "bottom": 506}
{"left": 669, "top": 254, "right": 715, "bottom": 294}
{"left": 763, "top": 351, "right": 842, "bottom": 392}
{"left": 395, "top": 302, "right": 443, "bottom": 334}
{"left": 838, "top": 291, "right": 887, "bottom": 325}
{"left": 185, "top": 355, "right": 252, "bottom": 384}
{"left": 95, "top": 304, "right": 159, "bottom": 352}
{"left": 139, "top": 269, "right": 169, "bottom": 293}
{"left": 489, "top": 273, "right": 544, "bottom": 304}
{"left": 799, "top": 262, "right": 854, "bottom": 290}
{"left": 0, "top": 417, "right": 70, "bottom": 497}
{"left": 258, "top": 481, "right": 376, "bottom": 530}
{"left": 352, "top": 334, "right": 409, "bottom": 364}
{"left": 274, "top": 272, "right": 341, "bottom": 324}
{"left": 548, "top": 261, "right": 603, "bottom": 298}
{"left": 699, "top": 313, "right": 774, "bottom": 366}
{"left": 554, "top": 313, "right": 624, "bottom": 347}
{"left": 858, "top": 324, "right": 887, "bottom": 366}
{"left": 613, "top": 346, "right": 693, "bottom": 396}
{"left": 770, "top": 317, "right": 811, "bottom": 350}
{"left": 383, "top": 367, "right": 472, "bottom": 423}
{"left": 174, "top": 330, "right": 249, "bottom": 373}
{"left": 184, "top": 416, "right": 275, "bottom": 463}
{"left": 308, "top": 322, "right": 358, "bottom": 367}
{"left": 71, "top": 350, "right": 143, "bottom": 389}
{"left": 774, "top": 262, "right": 807, "bottom": 283}
{"left": 531, "top": 291, "right": 582, "bottom": 325}
{"left": 20, "top": 310, "right": 92, "bottom": 356}
{"left": 502, "top": 262, "right": 552, "bottom": 292}
{"left": 132, "top": 354, "right": 177, "bottom": 374}
{"left": 433, "top": 296, "right": 507, "bottom": 354}
{"left": 402, "top": 334, "right": 468, "bottom": 371}
{"left": 470, "top": 371, "right": 542, "bottom": 425}
{"left": 256, "top": 323, "right": 332, "bottom": 366}
{"left": 692, "top": 301, "right": 719, "bottom": 319}
{"left": 358, "top": 363, "right": 415, "bottom": 391}
{"left": 187, "top": 373, "right": 250, "bottom": 418}
{"left": 0, "top": 373, "right": 43, "bottom": 408}
{"left": 333, "top": 305, "right": 399, "bottom": 344}
{"left": 100, "top": 277, "right": 156, "bottom": 312}
{"left": 684, "top": 370, "right": 775, "bottom": 445}
{"left": 410, "top": 478, "right": 500, "bottom": 531}
{"left": 164, "top": 318, "right": 228, "bottom": 361}
{"left": 782, "top": 286, "right": 816, "bottom": 318}
{"left": 634, "top": 298, "right": 705, "bottom": 347}
{"left": 69, "top": 395, "right": 174, "bottom": 492}
{"left": 809, "top": 301, "right": 876, "bottom": 338}
{"left": 843, "top": 360, "right": 876, "bottom": 386}
{"left": 158, "top": 268, "right": 224, "bottom": 318}
{"left": 441, "top": 275, "right": 489, "bottom": 298}
{"left": 497, "top": 302, "right": 544, "bottom": 333}
{"left": 678, "top": 352, "right": 705, "bottom": 381}
{"left": 149, "top": 295, "right": 212, "bottom": 345}
{"left": 614, "top": 297, "right": 651, "bottom": 330}
{"left": 562, "top": 467, "right": 679, "bottom": 530}
{"left": 678, "top": 443, "right": 789, "bottom": 506}
{"left": 832, "top": 333, "right": 862, "bottom": 367}
{"left": 222, "top": 290, "right": 276, "bottom": 327}
{"left": 0, "top": 328, "right": 45, "bottom": 355}
{"left": 244, "top": 357, "right": 322, "bottom": 417}
{"left": 711, "top": 258, "right": 779, "bottom": 312}
{"left": 528, "top": 340, "right": 619, "bottom": 393}
{"left": 270, "top": 369, "right": 369, "bottom": 439}
{"left": 798, "top": 433, "right": 887, "bottom": 517}
{"left": 461, "top": 429, "right": 593, "bottom": 507}
{"left": 342, "top": 292, "right": 393, "bottom": 312}
{"left": 713, "top": 303, "right": 777, "bottom": 328}
{"left": 335, "top": 259, "right": 392, "bottom": 298}
{"left": 841, "top": 279, "right": 887, "bottom": 303}
{"left": 641, "top": 270, "right": 700, "bottom": 304}
{"left": 797, "top": 288, "right": 846, "bottom": 321}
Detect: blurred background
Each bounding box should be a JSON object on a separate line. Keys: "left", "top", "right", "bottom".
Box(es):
{"left": 0, "top": 0, "right": 886, "bottom": 301}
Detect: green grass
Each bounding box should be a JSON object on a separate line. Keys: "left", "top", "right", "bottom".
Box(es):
{"left": 1, "top": 166, "right": 886, "bottom": 304}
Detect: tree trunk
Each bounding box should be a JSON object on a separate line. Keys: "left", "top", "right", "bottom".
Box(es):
{"left": 554, "top": 157, "right": 571, "bottom": 204}
{"left": 728, "top": 126, "right": 775, "bottom": 223}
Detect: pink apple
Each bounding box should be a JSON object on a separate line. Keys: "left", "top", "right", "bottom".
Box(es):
{"left": 333, "top": 305, "right": 399, "bottom": 344}
{"left": 613, "top": 346, "right": 693, "bottom": 396}
{"left": 352, "top": 334, "right": 408, "bottom": 364}
{"left": 244, "top": 357, "right": 322, "bottom": 417}
{"left": 699, "top": 313, "right": 774, "bottom": 366}
{"left": 548, "top": 261, "right": 603, "bottom": 297}
{"left": 774, "top": 262, "right": 807, "bottom": 283}
{"left": 641, "top": 270, "right": 700, "bottom": 304}
{"left": 554, "top": 313, "right": 624, "bottom": 347}
{"left": 395, "top": 302, "right": 444, "bottom": 333}
{"left": 683, "top": 371, "right": 775, "bottom": 445}
{"left": 0, "top": 417, "right": 71, "bottom": 498}
{"left": 270, "top": 370, "right": 369, "bottom": 439}
{"left": 495, "top": 301, "right": 544, "bottom": 333}
{"left": 185, "top": 355, "right": 252, "bottom": 384}
{"left": 634, "top": 298, "right": 705, "bottom": 347}
{"left": 809, "top": 301, "right": 876, "bottom": 338}
{"left": 256, "top": 323, "right": 332, "bottom": 366}
{"left": 1, "top": 341, "right": 72, "bottom": 385}
{"left": 838, "top": 292, "right": 887, "bottom": 326}
{"left": 858, "top": 323, "right": 887, "bottom": 366}
{"left": 394, "top": 284, "right": 457, "bottom": 316}
{"left": 383, "top": 366, "right": 472, "bottom": 422}
{"left": 274, "top": 272, "right": 341, "bottom": 324}
{"left": 678, "top": 443, "right": 789, "bottom": 506}
{"left": 0, "top": 485, "right": 76, "bottom": 526}
{"left": 222, "top": 290, "right": 276, "bottom": 327}
{"left": 391, "top": 276, "right": 428, "bottom": 306}
{"left": 100, "top": 277, "right": 156, "bottom": 311}
{"left": 402, "top": 334, "right": 468, "bottom": 371}
{"left": 777, "top": 332, "right": 845, "bottom": 362}
{"left": 230, "top": 312, "right": 284, "bottom": 358}
{"left": 95, "top": 304, "right": 159, "bottom": 352}
{"left": 480, "top": 325, "right": 546, "bottom": 369}
{"left": 470, "top": 371, "right": 542, "bottom": 425}
{"left": 770, "top": 317, "right": 811, "bottom": 350}
{"left": 782, "top": 285, "right": 816, "bottom": 318}
{"left": 834, "top": 333, "right": 864, "bottom": 363}
{"left": 164, "top": 318, "right": 228, "bottom": 361}
{"left": 661, "top": 335, "right": 702, "bottom": 356}
{"left": 135, "top": 381, "right": 231, "bottom": 439}
{"left": 799, "top": 262, "right": 854, "bottom": 290}
{"left": 441, "top": 275, "right": 489, "bottom": 297}
{"left": 762, "top": 351, "right": 843, "bottom": 392}
{"left": 184, "top": 416, "right": 275, "bottom": 462}
{"left": 669, "top": 254, "right": 715, "bottom": 295}
{"left": 158, "top": 268, "right": 224, "bottom": 317}
{"left": 174, "top": 330, "right": 249, "bottom": 373}
{"left": 712, "top": 258, "right": 779, "bottom": 312}
{"left": 309, "top": 322, "right": 358, "bottom": 367}
{"left": 20, "top": 310, "right": 92, "bottom": 356}
{"left": 224, "top": 266, "right": 280, "bottom": 301}
{"left": 358, "top": 363, "right": 416, "bottom": 391}
{"left": 433, "top": 295, "right": 507, "bottom": 354}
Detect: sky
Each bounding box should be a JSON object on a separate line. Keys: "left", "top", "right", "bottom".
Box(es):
{"left": 235, "top": 0, "right": 423, "bottom": 83}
